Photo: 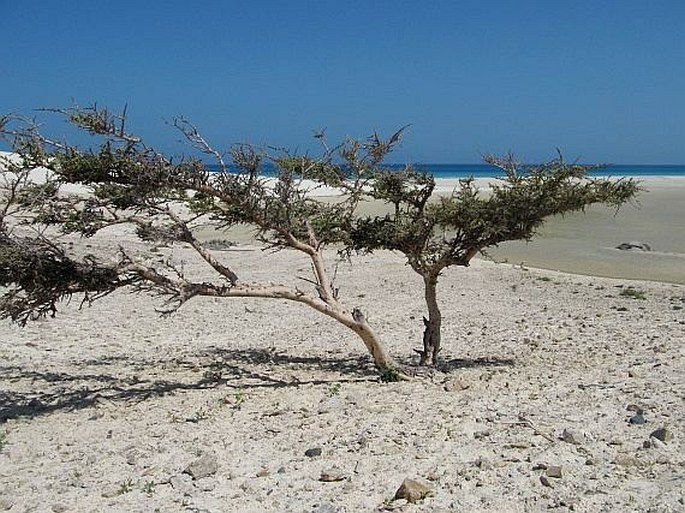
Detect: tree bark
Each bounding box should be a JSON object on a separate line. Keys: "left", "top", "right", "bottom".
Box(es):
{"left": 420, "top": 273, "right": 441, "bottom": 366}
{"left": 222, "top": 284, "right": 398, "bottom": 371}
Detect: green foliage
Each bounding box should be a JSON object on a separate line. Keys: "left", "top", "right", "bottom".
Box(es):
{"left": 352, "top": 156, "right": 639, "bottom": 276}
{"left": 0, "top": 234, "right": 123, "bottom": 324}
{"left": 619, "top": 287, "right": 647, "bottom": 300}
{"left": 379, "top": 367, "right": 402, "bottom": 383}
{"left": 117, "top": 478, "right": 134, "bottom": 495}
{"left": 142, "top": 480, "right": 156, "bottom": 496}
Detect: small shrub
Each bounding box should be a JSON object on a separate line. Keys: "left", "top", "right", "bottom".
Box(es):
{"left": 619, "top": 287, "right": 647, "bottom": 300}
{"left": 142, "top": 480, "right": 156, "bottom": 496}
{"left": 379, "top": 367, "right": 402, "bottom": 383}
{"left": 326, "top": 383, "right": 341, "bottom": 397}
{"left": 118, "top": 478, "right": 134, "bottom": 495}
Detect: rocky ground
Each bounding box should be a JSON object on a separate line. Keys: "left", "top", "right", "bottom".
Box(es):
{"left": 0, "top": 242, "right": 683, "bottom": 512}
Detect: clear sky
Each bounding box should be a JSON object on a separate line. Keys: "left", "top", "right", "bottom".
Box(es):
{"left": 2, "top": 1, "right": 684, "bottom": 164}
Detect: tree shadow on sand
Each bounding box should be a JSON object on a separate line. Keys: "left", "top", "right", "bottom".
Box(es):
{"left": 439, "top": 356, "right": 516, "bottom": 372}
{"left": 0, "top": 348, "right": 378, "bottom": 423}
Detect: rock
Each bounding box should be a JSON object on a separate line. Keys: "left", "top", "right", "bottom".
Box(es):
{"left": 561, "top": 428, "right": 585, "bottom": 445}
{"left": 616, "top": 241, "right": 651, "bottom": 251}
{"left": 650, "top": 437, "right": 667, "bottom": 449}
{"left": 319, "top": 467, "right": 346, "bottom": 482}
{"left": 183, "top": 452, "right": 219, "bottom": 480}
{"left": 169, "top": 474, "right": 195, "bottom": 495}
{"left": 0, "top": 499, "right": 14, "bottom": 511}
{"left": 256, "top": 467, "right": 270, "bottom": 477}
{"left": 629, "top": 413, "right": 646, "bottom": 425}
{"left": 443, "top": 378, "right": 469, "bottom": 392}
{"left": 305, "top": 447, "right": 322, "bottom": 458}
{"left": 394, "top": 478, "right": 433, "bottom": 503}
{"left": 614, "top": 454, "right": 643, "bottom": 467}
{"left": 539, "top": 475, "right": 554, "bottom": 488}
{"left": 650, "top": 427, "right": 673, "bottom": 443}
{"left": 546, "top": 466, "right": 563, "bottom": 479}
{"left": 312, "top": 503, "right": 338, "bottom": 513}
{"left": 52, "top": 504, "right": 68, "bottom": 513}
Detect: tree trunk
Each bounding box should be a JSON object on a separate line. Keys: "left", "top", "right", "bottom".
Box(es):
{"left": 420, "top": 273, "right": 441, "bottom": 366}
{"left": 221, "top": 283, "right": 399, "bottom": 373}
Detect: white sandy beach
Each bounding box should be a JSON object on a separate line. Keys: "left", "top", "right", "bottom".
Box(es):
{"left": 0, "top": 226, "right": 684, "bottom": 512}
{"left": 1, "top": 155, "right": 684, "bottom": 511}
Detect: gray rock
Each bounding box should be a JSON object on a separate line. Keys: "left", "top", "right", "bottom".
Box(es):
{"left": 650, "top": 427, "right": 673, "bottom": 443}
{"left": 394, "top": 478, "right": 433, "bottom": 503}
{"left": 170, "top": 474, "right": 195, "bottom": 495}
{"left": 650, "top": 437, "right": 667, "bottom": 449}
{"left": 443, "top": 378, "right": 469, "bottom": 392}
{"left": 614, "top": 454, "right": 644, "bottom": 467}
{"left": 51, "top": 505, "right": 68, "bottom": 513}
{"left": 313, "top": 503, "right": 339, "bottom": 513}
{"left": 183, "top": 452, "right": 219, "bottom": 480}
{"left": 539, "top": 475, "right": 554, "bottom": 488}
{"left": 0, "top": 499, "right": 13, "bottom": 511}
{"left": 616, "top": 241, "right": 651, "bottom": 251}
{"left": 546, "top": 466, "right": 563, "bottom": 479}
{"left": 561, "top": 428, "right": 585, "bottom": 445}
{"left": 305, "top": 447, "right": 322, "bottom": 458}
{"left": 319, "top": 467, "right": 346, "bottom": 482}
{"left": 629, "top": 413, "right": 646, "bottom": 425}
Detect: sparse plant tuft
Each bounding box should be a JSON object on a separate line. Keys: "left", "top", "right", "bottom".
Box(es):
{"left": 619, "top": 287, "right": 647, "bottom": 300}
{"left": 118, "top": 478, "right": 134, "bottom": 495}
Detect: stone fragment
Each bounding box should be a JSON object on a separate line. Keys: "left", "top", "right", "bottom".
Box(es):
{"left": 51, "top": 505, "right": 68, "bottom": 513}
{"left": 546, "top": 466, "right": 563, "bottom": 479}
{"left": 394, "top": 478, "right": 433, "bottom": 503}
{"left": 0, "top": 499, "right": 13, "bottom": 511}
{"left": 614, "top": 455, "right": 643, "bottom": 467}
{"left": 650, "top": 427, "right": 673, "bottom": 443}
{"left": 305, "top": 447, "right": 322, "bottom": 458}
{"left": 183, "top": 452, "right": 219, "bottom": 480}
{"left": 561, "top": 428, "right": 584, "bottom": 445}
{"left": 313, "top": 503, "right": 338, "bottom": 513}
{"left": 539, "top": 475, "right": 554, "bottom": 488}
{"left": 256, "top": 467, "right": 270, "bottom": 477}
{"left": 443, "top": 378, "right": 469, "bottom": 392}
{"left": 629, "top": 413, "right": 646, "bottom": 425}
{"left": 319, "top": 467, "right": 346, "bottom": 482}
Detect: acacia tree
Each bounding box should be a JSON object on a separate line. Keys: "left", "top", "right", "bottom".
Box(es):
{"left": 351, "top": 155, "right": 639, "bottom": 365}
{"left": 0, "top": 106, "right": 406, "bottom": 377}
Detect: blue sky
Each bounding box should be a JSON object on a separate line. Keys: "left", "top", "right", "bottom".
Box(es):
{"left": 2, "top": 1, "right": 684, "bottom": 164}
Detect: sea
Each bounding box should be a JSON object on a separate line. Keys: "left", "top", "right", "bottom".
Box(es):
{"left": 207, "top": 163, "right": 685, "bottom": 179}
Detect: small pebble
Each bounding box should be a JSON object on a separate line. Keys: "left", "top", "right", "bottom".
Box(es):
{"left": 305, "top": 447, "right": 322, "bottom": 458}
{"left": 629, "top": 413, "right": 646, "bottom": 425}
{"left": 650, "top": 427, "right": 672, "bottom": 443}
{"left": 546, "top": 466, "right": 563, "bottom": 479}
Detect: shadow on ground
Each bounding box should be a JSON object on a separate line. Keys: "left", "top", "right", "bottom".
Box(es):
{"left": 0, "top": 348, "right": 516, "bottom": 423}
{"left": 0, "top": 347, "right": 377, "bottom": 423}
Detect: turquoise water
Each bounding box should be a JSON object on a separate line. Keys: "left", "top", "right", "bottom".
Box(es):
{"left": 208, "top": 163, "right": 685, "bottom": 178}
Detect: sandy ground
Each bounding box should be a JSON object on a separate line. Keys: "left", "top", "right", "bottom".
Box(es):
{"left": 1, "top": 230, "right": 684, "bottom": 512}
